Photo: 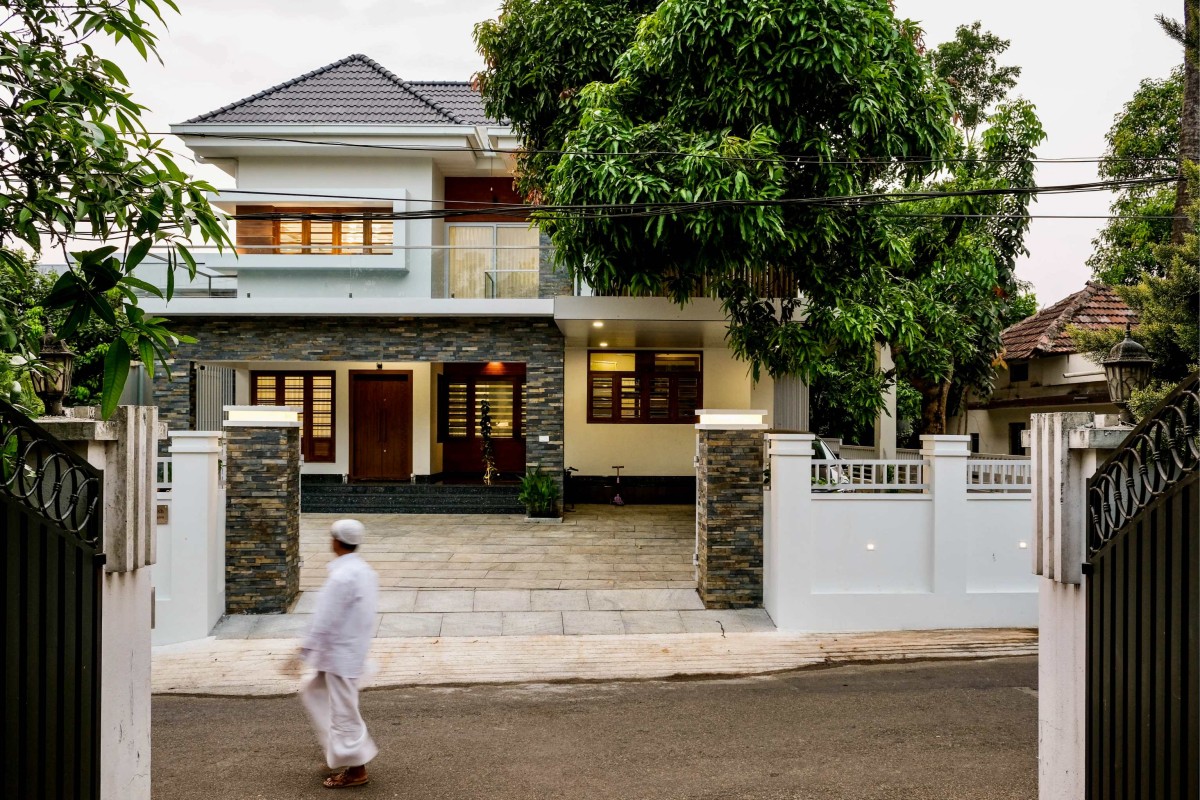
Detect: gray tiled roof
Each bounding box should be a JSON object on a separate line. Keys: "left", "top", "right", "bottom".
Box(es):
{"left": 184, "top": 54, "right": 495, "bottom": 126}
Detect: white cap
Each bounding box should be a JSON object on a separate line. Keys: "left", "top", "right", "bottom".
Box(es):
{"left": 330, "top": 519, "right": 366, "bottom": 546}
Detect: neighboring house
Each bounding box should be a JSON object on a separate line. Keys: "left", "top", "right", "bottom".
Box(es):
{"left": 959, "top": 282, "right": 1136, "bottom": 455}
{"left": 141, "top": 54, "right": 790, "bottom": 507}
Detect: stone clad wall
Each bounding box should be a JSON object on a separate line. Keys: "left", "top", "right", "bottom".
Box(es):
{"left": 153, "top": 316, "right": 566, "bottom": 487}
{"left": 224, "top": 425, "right": 301, "bottom": 614}
{"left": 696, "top": 428, "right": 764, "bottom": 608}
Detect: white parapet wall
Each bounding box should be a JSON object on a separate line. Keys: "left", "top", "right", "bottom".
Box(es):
{"left": 764, "top": 433, "right": 1037, "bottom": 632}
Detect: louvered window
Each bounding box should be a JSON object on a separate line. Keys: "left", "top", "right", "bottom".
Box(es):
{"left": 438, "top": 376, "right": 522, "bottom": 440}
{"left": 587, "top": 351, "right": 702, "bottom": 424}
{"left": 250, "top": 371, "right": 336, "bottom": 462}
{"left": 236, "top": 206, "right": 394, "bottom": 255}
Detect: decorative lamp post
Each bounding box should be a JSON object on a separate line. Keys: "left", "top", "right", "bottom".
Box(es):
{"left": 1101, "top": 326, "right": 1153, "bottom": 426}
{"left": 30, "top": 332, "right": 76, "bottom": 416}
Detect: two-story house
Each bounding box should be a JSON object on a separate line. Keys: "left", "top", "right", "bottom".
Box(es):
{"left": 957, "top": 281, "right": 1136, "bottom": 455}
{"left": 144, "top": 54, "right": 786, "bottom": 510}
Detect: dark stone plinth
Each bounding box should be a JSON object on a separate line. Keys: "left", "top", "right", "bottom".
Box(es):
{"left": 696, "top": 428, "right": 764, "bottom": 608}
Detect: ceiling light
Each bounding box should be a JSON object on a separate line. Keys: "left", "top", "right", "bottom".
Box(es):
{"left": 593, "top": 321, "right": 604, "bottom": 328}
{"left": 598, "top": 342, "right": 609, "bottom": 348}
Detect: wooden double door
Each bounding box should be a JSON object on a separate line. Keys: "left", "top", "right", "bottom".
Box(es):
{"left": 350, "top": 371, "right": 412, "bottom": 481}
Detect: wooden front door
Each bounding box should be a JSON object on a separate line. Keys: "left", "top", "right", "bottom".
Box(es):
{"left": 351, "top": 372, "right": 412, "bottom": 481}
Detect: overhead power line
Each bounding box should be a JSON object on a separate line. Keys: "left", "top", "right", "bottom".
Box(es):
{"left": 212, "top": 176, "right": 1177, "bottom": 223}
{"left": 156, "top": 131, "right": 1182, "bottom": 168}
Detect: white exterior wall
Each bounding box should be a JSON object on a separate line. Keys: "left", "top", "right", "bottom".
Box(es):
{"left": 564, "top": 346, "right": 770, "bottom": 476}
{"left": 764, "top": 433, "right": 1037, "bottom": 632}
{"left": 231, "top": 361, "right": 434, "bottom": 477}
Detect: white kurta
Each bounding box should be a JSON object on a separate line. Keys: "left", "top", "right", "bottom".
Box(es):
{"left": 300, "top": 552, "right": 379, "bottom": 768}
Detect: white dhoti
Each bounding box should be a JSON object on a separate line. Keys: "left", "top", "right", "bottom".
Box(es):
{"left": 300, "top": 671, "right": 379, "bottom": 769}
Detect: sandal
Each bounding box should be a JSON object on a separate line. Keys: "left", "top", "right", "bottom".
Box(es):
{"left": 323, "top": 769, "right": 369, "bottom": 789}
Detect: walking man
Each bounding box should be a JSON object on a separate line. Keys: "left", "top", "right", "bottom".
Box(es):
{"left": 297, "top": 518, "right": 380, "bottom": 789}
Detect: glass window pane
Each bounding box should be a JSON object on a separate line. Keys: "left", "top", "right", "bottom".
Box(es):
{"left": 590, "top": 375, "right": 612, "bottom": 419}
{"left": 310, "top": 376, "right": 333, "bottom": 438}
{"left": 618, "top": 376, "right": 641, "bottom": 420}
{"left": 649, "top": 376, "right": 671, "bottom": 420}
{"left": 278, "top": 221, "right": 303, "bottom": 254}
{"left": 476, "top": 381, "right": 515, "bottom": 439}
{"left": 654, "top": 353, "right": 701, "bottom": 372}
{"left": 253, "top": 375, "right": 277, "bottom": 404}
{"left": 494, "top": 227, "right": 539, "bottom": 299}
{"left": 310, "top": 220, "right": 334, "bottom": 254}
{"left": 445, "top": 382, "right": 469, "bottom": 438}
{"left": 676, "top": 376, "right": 700, "bottom": 419}
{"left": 370, "top": 218, "right": 393, "bottom": 255}
{"left": 340, "top": 219, "right": 364, "bottom": 255}
{"left": 589, "top": 352, "right": 636, "bottom": 372}
{"left": 448, "top": 226, "right": 494, "bottom": 299}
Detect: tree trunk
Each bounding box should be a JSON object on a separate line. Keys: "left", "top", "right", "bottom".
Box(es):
{"left": 911, "top": 375, "right": 952, "bottom": 435}
{"left": 1173, "top": 0, "right": 1199, "bottom": 243}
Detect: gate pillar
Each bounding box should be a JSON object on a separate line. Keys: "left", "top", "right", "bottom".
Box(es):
{"left": 40, "top": 405, "right": 159, "bottom": 800}
{"left": 694, "top": 410, "right": 767, "bottom": 608}
{"left": 223, "top": 406, "right": 302, "bottom": 614}
{"left": 1031, "top": 412, "right": 1124, "bottom": 800}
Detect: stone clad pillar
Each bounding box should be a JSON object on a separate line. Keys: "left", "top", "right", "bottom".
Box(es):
{"left": 695, "top": 410, "right": 767, "bottom": 608}
{"left": 223, "top": 406, "right": 301, "bottom": 614}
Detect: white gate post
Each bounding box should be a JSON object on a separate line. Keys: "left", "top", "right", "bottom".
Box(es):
{"left": 764, "top": 433, "right": 814, "bottom": 628}
{"left": 1032, "top": 411, "right": 1126, "bottom": 800}
{"left": 921, "top": 434, "right": 971, "bottom": 596}
{"left": 153, "top": 431, "right": 225, "bottom": 645}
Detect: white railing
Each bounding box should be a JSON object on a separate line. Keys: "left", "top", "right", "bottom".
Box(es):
{"left": 156, "top": 458, "right": 173, "bottom": 495}
{"left": 813, "top": 459, "right": 927, "bottom": 492}
{"left": 967, "top": 459, "right": 1033, "bottom": 493}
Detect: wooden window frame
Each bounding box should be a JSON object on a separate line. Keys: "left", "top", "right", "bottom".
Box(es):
{"left": 250, "top": 370, "right": 337, "bottom": 462}
{"left": 586, "top": 350, "right": 703, "bottom": 425}
{"left": 437, "top": 374, "right": 524, "bottom": 443}
{"left": 236, "top": 206, "right": 393, "bottom": 255}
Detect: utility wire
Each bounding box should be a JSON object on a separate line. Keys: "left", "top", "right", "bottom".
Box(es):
{"left": 154, "top": 131, "right": 1182, "bottom": 168}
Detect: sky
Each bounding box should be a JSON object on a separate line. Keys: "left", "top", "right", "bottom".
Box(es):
{"left": 103, "top": 0, "right": 1182, "bottom": 308}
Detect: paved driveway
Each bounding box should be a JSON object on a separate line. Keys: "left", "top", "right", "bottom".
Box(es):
{"left": 301, "top": 504, "right": 696, "bottom": 591}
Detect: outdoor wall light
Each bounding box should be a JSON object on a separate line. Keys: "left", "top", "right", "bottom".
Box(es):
{"left": 1019, "top": 541, "right": 1028, "bottom": 549}
{"left": 30, "top": 332, "right": 75, "bottom": 416}
{"left": 866, "top": 543, "right": 876, "bottom": 551}
{"left": 1102, "top": 326, "right": 1154, "bottom": 426}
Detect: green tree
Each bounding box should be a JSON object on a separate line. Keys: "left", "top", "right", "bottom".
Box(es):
{"left": 477, "top": 0, "right": 958, "bottom": 429}
{"left": 928, "top": 21, "right": 1020, "bottom": 135}
{"left": 0, "top": 0, "right": 230, "bottom": 416}
{"left": 1157, "top": 0, "right": 1198, "bottom": 242}
{"left": 1088, "top": 71, "right": 1182, "bottom": 285}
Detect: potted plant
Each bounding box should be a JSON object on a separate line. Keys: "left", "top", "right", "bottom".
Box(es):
{"left": 518, "top": 466, "right": 561, "bottom": 521}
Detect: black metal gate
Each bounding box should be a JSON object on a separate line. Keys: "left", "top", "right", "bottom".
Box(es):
{"left": 1085, "top": 373, "right": 1199, "bottom": 799}
{"left": 1, "top": 398, "right": 104, "bottom": 800}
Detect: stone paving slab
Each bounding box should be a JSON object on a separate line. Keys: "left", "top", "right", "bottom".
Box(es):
{"left": 301, "top": 505, "right": 695, "bottom": 590}
{"left": 151, "top": 628, "right": 1040, "bottom": 696}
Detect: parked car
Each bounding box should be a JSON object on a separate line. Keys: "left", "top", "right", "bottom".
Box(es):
{"left": 812, "top": 439, "right": 851, "bottom": 492}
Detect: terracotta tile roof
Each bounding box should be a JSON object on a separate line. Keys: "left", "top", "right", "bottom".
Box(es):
{"left": 183, "top": 54, "right": 493, "bottom": 126}
{"left": 1001, "top": 281, "right": 1138, "bottom": 360}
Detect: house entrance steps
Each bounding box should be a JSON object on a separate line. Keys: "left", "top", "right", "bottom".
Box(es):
{"left": 209, "top": 504, "right": 766, "bottom": 639}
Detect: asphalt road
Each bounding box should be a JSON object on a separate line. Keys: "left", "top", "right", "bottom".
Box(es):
{"left": 153, "top": 656, "right": 1038, "bottom": 800}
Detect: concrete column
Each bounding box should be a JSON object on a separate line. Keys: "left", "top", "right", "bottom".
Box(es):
{"left": 39, "top": 406, "right": 158, "bottom": 800}
{"left": 695, "top": 413, "right": 767, "bottom": 608}
{"left": 874, "top": 344, "right": 897, "bottom": 458}
{"left": 920, "top": 434, "right": 970, "bottom": 596}
{"left": 153, "top": 431, "right": 224, "bottom": 644}
{"left": 763, "top": 433, "right": 815, "bottom": 627}
{"left": 223, "top": 418, "right": 301, "bottom": 614}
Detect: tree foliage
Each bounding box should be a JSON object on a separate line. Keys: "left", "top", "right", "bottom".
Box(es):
{"left": 928, "top": 21, "right": 1020, "bottom": 135}
{"left": 0, "top": 0, "right": 230, "bottom": 416}
{"left": 1088, "top": 70, "right": 1182, "bottom": 285}
{"left": 479, "top": 0, "right": 955, "bottom": 417}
